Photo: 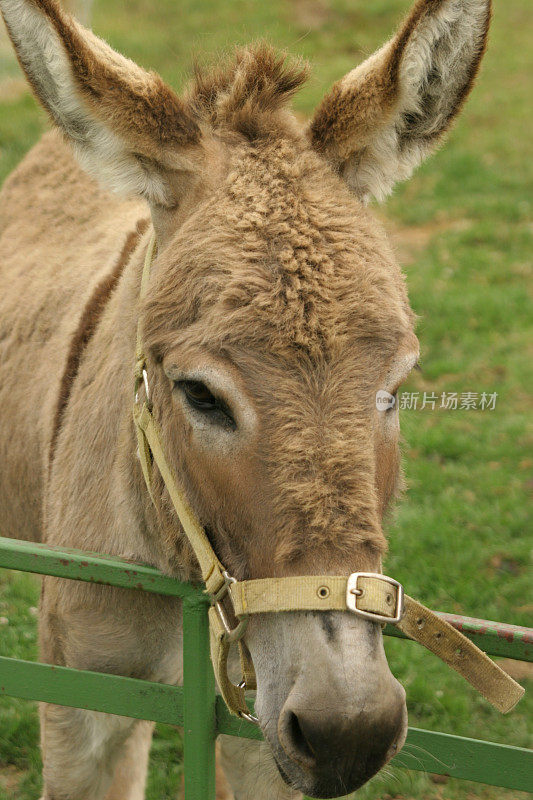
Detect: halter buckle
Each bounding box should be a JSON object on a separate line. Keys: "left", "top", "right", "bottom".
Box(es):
{"left": 134, "top": 367, "right": 151, "bottom": 406}
{"left": 239, "top": 710, "right": 259, "bottom": 724}
{"left": 346, "top": 572, "right": 404, "bottom": 624}
{"left": 212, "top": 571, "right": 249, "bottom": 644}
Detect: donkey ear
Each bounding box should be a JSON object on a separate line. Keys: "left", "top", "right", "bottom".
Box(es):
{"left": 309, "top": 0, "right": 491, "bottom": 202}
{"left": 0, "top": 0, "right": 201, "bottom": 207}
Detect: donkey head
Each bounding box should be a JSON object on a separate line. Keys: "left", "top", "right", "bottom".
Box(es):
{"left": 1, "top": 0, "right": 490, "bottom": 795}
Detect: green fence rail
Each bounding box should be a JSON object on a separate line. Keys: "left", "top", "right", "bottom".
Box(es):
{"left": 0, "top": 536, "right": 531, "bottom": 797}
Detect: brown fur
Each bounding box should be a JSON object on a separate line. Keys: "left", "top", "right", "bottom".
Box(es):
{"left": 49, "top": 217, "right": 149, "bottom": 466}
{"left": 142, "top": 135, "right": 413, "bottom": 572}
{"left": 0, "top": 0, "right": 490, "bottom": 796}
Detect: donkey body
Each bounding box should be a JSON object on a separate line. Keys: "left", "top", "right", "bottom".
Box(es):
{"left": 0, "top": 1, "right": 491, "bottom": 798}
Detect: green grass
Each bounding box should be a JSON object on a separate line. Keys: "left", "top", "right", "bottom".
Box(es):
{"left": 0, "top": 0, "right": 531, "bottom": 798}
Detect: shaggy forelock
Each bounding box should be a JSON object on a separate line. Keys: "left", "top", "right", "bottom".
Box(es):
{"left": 186, "top": 42, "right": 308, "bottom": 141}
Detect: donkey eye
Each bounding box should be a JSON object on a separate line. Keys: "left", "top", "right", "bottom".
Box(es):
{"left": 176, "top": 381, "right": 236, "bottom": 428}
{"left": 181, "top": 381, "right": 218, "bottom": 410}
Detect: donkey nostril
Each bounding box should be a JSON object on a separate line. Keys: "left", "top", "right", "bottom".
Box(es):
{"left": 279, "top": 710, "right": 316, "bottom": 768}
{"left": 289, "top": 711, "right": 316, "bottom": 758}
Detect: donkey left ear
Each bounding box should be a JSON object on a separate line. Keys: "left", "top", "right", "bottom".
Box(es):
{"left": 308, "top": 0, "right": 491, "bottom": 202}
{"left": 0, "top": 0, "right": 202, "bottom": 208}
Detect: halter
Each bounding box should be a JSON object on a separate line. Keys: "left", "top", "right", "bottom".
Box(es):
{"left": 133, "top": 234, "right": 523, "bottom": 722}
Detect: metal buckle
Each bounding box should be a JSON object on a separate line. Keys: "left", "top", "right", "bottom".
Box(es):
{"left": 212, "top": 571, "right": 249, "bottom": 644}
{"left": 134, "top": 368, "right": 150, "bottom": 405}
{"left": 239, "top": 710, "right": 259, "bottom": 725}
{"left": 211, "top": 573, "right": 257, "bottom": 723}
{"left": 346, "top": 572, "right": 404, "bottom": 624}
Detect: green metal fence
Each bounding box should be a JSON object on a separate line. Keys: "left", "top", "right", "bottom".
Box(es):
{"left": 0, "top": 535, "right": 531, "bottom": 798}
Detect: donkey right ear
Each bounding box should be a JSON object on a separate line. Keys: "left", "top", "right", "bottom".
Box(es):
{"left": 0, "top": 0, "right": 201, "bottom": 207}
{"left": 308, "top": 0, "right": 491, "bottom": 202}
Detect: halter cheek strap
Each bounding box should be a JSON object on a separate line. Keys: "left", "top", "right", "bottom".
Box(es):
{"left": 133, "top": 234, "right": 524, "bottom": 721}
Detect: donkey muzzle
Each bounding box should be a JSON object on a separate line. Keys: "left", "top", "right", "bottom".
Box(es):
{"left": 275, "top": 667, "right": 407, "bottom": 797}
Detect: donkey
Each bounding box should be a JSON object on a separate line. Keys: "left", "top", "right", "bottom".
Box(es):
{"left": 0, "top": 0, "right": 491, "bottom": 798}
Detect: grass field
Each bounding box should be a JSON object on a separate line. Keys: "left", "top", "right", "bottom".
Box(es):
{"left": 0, "top": 0, "right": 531, "bottom": 798}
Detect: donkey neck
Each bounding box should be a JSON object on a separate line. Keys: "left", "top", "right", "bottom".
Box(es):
{"left": 49, "top": 218, "right": 150, "bottom": 468}
{"left": 45, "top": 220, "right": 177, "bottom": 573}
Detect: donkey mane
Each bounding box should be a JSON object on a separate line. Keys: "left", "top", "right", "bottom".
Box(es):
{"left": 187, "top": 42, "right": 309, "bottom": 141}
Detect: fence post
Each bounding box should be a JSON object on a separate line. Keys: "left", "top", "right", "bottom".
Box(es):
{"left": 182, "top": 595, "right": 216, "bottom": 800}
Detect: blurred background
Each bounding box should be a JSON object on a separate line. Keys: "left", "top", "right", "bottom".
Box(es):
{"left": 0, "top": 1, "right": 531, "bottom": 798}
